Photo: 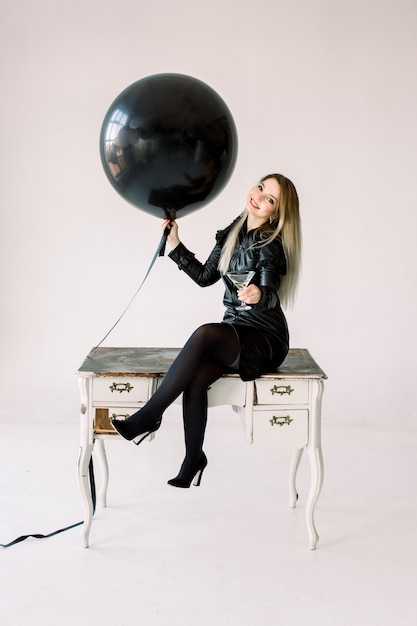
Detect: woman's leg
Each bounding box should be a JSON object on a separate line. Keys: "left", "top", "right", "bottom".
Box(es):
{"left": 111, "top": 323, "right": 239, "bottom": 441}
{"left": 167, "top": 359, "right": 227, "bottom": 487}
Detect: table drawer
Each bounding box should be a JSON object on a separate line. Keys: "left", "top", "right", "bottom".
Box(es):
{"left": 253, "top": 409, "right": 308, "bottom": 448}
{"left": 158, "top": 376, "right": 247, "bottom": 408}
{"left": 255, "top": 379, "right": 308, "bottom": 405}
{"left": 92, "top": 376, "right": 154, "bottom": 403}
{"left": 208, "top": 377, "right": 247, "bottom": 407}
{"left": 94, "top": 407, "right": 139, "bottom": 434}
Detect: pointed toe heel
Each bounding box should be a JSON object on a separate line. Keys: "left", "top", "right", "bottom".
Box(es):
{"left": 168, "top": 453, "right": 208, "bottom": 488}
{"left": 110, "top": 416, "right": 161, "bottom": 446}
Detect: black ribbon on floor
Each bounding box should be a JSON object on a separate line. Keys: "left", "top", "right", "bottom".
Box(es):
{"left": 1, "top": 458, "right": 96, "bottom": 548}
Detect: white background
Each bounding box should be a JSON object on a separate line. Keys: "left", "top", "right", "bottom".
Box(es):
{"left": 1, "top": 0, "right": 416, "bottom": 425}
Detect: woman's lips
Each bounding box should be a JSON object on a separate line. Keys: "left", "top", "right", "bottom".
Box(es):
{"left": 250, "top": 198, "right": 259, "bottom": 209}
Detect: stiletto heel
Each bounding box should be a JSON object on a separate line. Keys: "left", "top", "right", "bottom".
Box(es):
{"left": 168, "top": 453, "right": 208, "bottom": 488}
{"left": 132, "top": 432, "right": 152, "bottom": 446}
{"left": 110, "top": 415, "right": 161, "bottom": 445}
{"left": 192, "top": 466, "right": 205, "bottom": 487}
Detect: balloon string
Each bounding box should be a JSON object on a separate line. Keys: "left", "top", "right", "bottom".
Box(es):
{"left": 90, "top": 229, "right": 168, "bottom": 354}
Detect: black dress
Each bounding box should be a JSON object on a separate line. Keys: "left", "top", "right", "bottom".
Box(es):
{"left": 168, "top": 220, "right": 289, "bottom": 381}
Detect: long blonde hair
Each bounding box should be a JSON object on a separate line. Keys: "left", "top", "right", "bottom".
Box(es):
{"left": 218, "top": 173, "right": 302, "bottom": 308}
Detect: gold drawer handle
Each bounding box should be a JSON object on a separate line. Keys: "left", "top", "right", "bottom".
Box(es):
{"left": 269, "top": 415, "right": 293, "bottom": 427}
{"left": 111, "top": 413, "right": 131, "bottom": 421}
{"left": 109, "top": 382, "right": 133, "bottom": 393}
{"left": 270, "top": 384, "right": 294, "bottom": 396}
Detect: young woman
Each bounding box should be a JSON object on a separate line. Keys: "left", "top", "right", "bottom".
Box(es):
{"left": 111, "top": 173, "right": 302, "bottom": 488}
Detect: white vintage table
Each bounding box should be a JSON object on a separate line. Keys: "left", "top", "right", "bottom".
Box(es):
{"left": 77, "top": 347, "right": 326, "bottom": 549}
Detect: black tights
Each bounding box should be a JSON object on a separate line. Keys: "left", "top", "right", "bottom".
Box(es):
{"left": 125, "top": 323, "right": 240, "bottom": 466}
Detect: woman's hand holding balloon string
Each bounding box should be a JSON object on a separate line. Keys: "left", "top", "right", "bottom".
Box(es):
{"left": 162, "top": 218, "right": 180, "bottom": 250}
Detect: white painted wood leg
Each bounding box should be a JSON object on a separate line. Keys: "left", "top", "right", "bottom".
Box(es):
{"left": 306, "top": 446, "right": 324, "bottom": 549}
{"left": 78, "top": 375, "right": 94, "bottom": 548}
{"left": 94, "top": 439, "right": 109, "bottom": 508}
{"left": 289, "top": 448, "right": 304, "bottom": 508}
{"left": 306, "top": 379, "right": 325, "bottom": 549}
{"left": 77, "top": 443, "right": 94, "bottom": 548}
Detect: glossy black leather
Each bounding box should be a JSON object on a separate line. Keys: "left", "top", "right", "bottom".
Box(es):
{"left": 168, "top": 220, "right": 289, "bottom": 341}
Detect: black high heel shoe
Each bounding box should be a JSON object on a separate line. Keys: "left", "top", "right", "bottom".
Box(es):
{"left": 167, "top": 453, "right": 208, "bottom": 488}
{"left": 110, "top": 414, "right": 161, "bottom": 446}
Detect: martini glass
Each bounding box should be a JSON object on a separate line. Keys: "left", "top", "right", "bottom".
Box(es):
{"left": 227, "top": 270, "right": 256, "bottom": 310}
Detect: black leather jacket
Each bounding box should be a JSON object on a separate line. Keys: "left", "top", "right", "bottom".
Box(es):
{"left": 168, "top": 220, "right": 289, "bottom": 345}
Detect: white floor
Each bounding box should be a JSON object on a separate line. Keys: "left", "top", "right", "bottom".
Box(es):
{"left": 1, "top": 408, "right": 416, "bottom": 626}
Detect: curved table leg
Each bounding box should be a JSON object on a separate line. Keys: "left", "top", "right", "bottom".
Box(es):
{"left": 77, "top": 375, "right": 95, "bottom": 548}
{"left": 94, "top": 438, "right": 109, "bottom": 508}
{"left": 306, "top": 379, "right": 325, "bottom": 549}
{"left": 77, "top": 443, "right": 94, "bottom": 548}
{"left": 306, "top": 446, "right": 324, "bottom": 549}
{"left": 289, "top": 448, "right": 304, "bottom": 508}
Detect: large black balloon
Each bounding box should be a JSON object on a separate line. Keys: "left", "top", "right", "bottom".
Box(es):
{"left": 99, "top": 73, "right": 238, "bottom": 219}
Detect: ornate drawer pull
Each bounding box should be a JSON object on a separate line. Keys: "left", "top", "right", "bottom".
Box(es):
{"left": 109, "top": 382, "right": 133, "bottom": 393}
{"left": 270, "top": 384, "right": 294, "bottom": 396}
{"left": 111, "top": 413, "right": 131, "bottom": 421}
{"left": 269, "top": 415, "right": 293, "bottom": 427}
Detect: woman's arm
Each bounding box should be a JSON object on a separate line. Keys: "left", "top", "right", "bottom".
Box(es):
{"left": 163, "top": 219, "right": 222, "bottom": 287}
{"left": 250, "top": 239, "right": 286, "bottom": 310}
{"left": 234, "top": 238, "right": 286, "bottom": 310}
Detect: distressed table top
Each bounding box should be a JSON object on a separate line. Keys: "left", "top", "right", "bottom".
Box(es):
{"left": 78, "top": 347, "right": 327, "bottom": 380}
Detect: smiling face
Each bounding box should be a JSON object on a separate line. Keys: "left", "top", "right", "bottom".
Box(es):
{"left": 246, "top": 177, "right": 280, "bottom": 228}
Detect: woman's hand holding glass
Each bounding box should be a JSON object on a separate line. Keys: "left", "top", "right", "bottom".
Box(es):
{"left": 227, "top": 270, "right": 261, "bottom": 309}
{"left": 237, "top": 283, "right": 261, "bottom": 306}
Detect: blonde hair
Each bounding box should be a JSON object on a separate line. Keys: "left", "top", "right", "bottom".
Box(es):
{"left": 218, "top": 173, "right": 302, "bottom": 308}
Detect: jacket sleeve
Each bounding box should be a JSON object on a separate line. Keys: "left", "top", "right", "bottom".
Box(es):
{"left": 252, "top": 239, "right": 287, "bottom": 311}
{"left": 168, "top": 240, "right": 222, "bottom": 287}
